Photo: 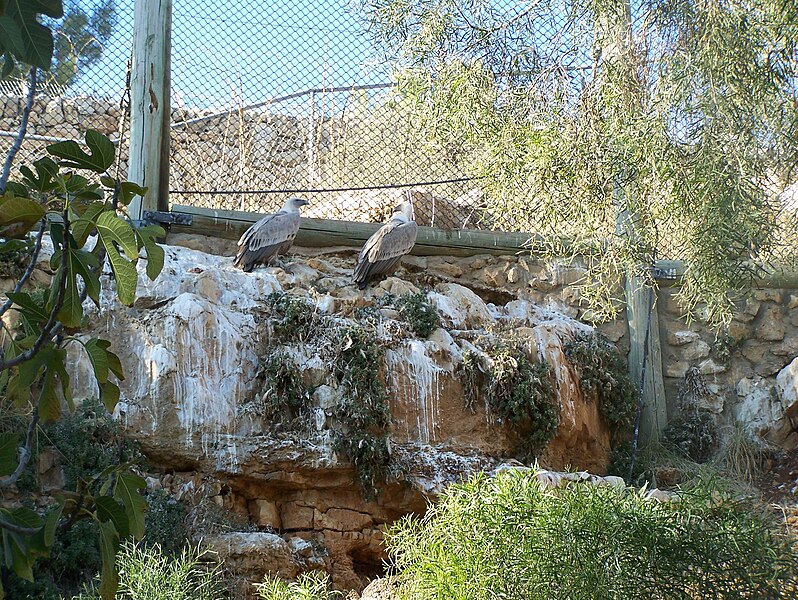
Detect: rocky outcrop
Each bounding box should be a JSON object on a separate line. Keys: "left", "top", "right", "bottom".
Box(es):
{"left": 56, "top": 237, "right": 616, "bottom": 592}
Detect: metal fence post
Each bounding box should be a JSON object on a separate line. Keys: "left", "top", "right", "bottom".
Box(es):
{"left": 128, "top": 0, "right": 172, "bottom": 221}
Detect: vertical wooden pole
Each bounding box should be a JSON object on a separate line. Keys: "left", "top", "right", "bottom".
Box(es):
{"left": 599, "top": 1, "right": 667, "bottom": 444}
{"left": 128, "top": 0, "right": 172, "bottom": 221}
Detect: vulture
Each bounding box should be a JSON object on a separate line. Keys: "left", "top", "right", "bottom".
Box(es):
{"left": 353, "top": 200, "right": 418, "bottom": 289}
{"left": 234, "top": 197, "right": 309, "bottom": 272}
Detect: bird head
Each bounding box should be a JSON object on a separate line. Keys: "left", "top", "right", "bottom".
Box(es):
{"left": 392, "top": 200, "right": 415, "bottom": 222}
{"left": 284, "top": 197, "right": 310, "bottom": 212}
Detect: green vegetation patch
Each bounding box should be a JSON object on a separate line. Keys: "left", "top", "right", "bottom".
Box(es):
{"left": 395, "top": 292, "right": 440, "bottom": 338}
{"left": 386, "top": 470, "right": 798, "bottom": 599}
{"left": 563, "top": 332, "right": 638, "bottom": 431}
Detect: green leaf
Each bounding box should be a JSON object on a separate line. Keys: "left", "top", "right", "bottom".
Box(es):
{"left": 0, "top": 192, "right": 45, "bottom": 238}
{"left": 0, "top": 433, "right": 18, "bottom": 477}
{"left": 0, "top": 18, "right": 23, "bottom": 58}
{"left": 7, "top": 292, "right": 48, "bottom": 325}
{"left": 71, "top": 248, "right": 101, "bottom": 306}
{"left": 71, "top": 201, "right": 106, "bottom": 246}
{"left": 135, "top": 225, "right": 165, "bottom": 281}
{"left": 3, "top": 181, "right": 28, "bottom": 197}
{"left": 114, "top": 472, "right": 147, "bottom": 539}
{"left": 84, "top": 338, "right": 109, "bottom": 384}
{"left": 106, "top": 347, "right": 124, "bottom": 381}
{"left": 42, "top": 504, "right": 62, "bottom": 547}
{"left": 95, "top": 496, "right": 130, "bottom": 539}
{"left": 100, "top": 381, "right": 120, "bottom": 413}
{"left": 0, "top": 51, "right": 13, "bottom": 79}
{"left": 119, "top": 181, "right": 147, "bottom": 207}
{"left": 57, "top": 247, "right": 84, "bottom": 328}
{"left": 36, "top": 347, "right": 69, "bottom": 422}
{"left": 95, "top": 212, "right": 138, "bottom": 305}
{"left": 97, "top": 520, "right": 119, "bottom": 600}
{"left": 18, "top": 157, "right": 58, "bottom": 192}
{"left": 47, "top": 129, "right": 114, "bottom": 173}
{"left": 1, "top": 0, "right": 61, "bottom": 69}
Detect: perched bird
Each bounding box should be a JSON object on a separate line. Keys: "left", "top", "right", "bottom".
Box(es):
{"left": 234, "top": 197, "right": 309, "bottom": 272}
{"left": 353, "top": 200, "right": 418, "bottom": 289}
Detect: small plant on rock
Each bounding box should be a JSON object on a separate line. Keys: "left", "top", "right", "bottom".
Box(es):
{"left": 266, "top": 292, "right": 319, "bottom": 342}
{"left": 563, "top": 332, "right": 638, "bottom": 432}
{"left": 257, "top": 570, "right": 342, "bottom": 600}
{"left": 332, "top": 325, "right": 392, "bottom": 499}
{"left": 395, "top": 291, "right": 439, "bottom": 338}
{"left": 255, "top": 351, "right": 311, "bottom": 424}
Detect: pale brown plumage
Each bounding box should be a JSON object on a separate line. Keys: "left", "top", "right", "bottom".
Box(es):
{"left": 353, "top": 201, "right": 417, "bottom": 289}
{"left": 234, "top": 197, "right": 309, "bottom": 272}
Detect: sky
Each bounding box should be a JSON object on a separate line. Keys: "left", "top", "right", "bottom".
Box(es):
{"left": 68, "top": 0, "right": 391, "bottom": 110}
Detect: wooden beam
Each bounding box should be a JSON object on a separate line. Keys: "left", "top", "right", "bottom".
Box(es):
{"left": 128, "top": 0, "right": 172, "bottom": 220}
{"left": 169, "top": 204, "right": 534, "bottom": 257}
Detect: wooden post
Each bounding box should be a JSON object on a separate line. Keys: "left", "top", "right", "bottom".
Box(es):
{"left": 598, "top": 1, "right": 667, "bottom": 444}
{"left": 128, "top": 0, "right": 172, "bottom": 221}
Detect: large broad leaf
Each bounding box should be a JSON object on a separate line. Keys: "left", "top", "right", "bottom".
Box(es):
{"left": 97, "top": 520, "right": 119, "bottom": 600}
{"left": 95, "top": 496, "right": 130, "bottom": 540}
{"left": 36, "top": 347, "right": 69, "bottom": 422}
{"left": 114, "top": 473, "right": 147, "bottom": 539}
{"left": 71, "top": 201, "right": 107, "bottom": 247}
{"left": 119, "top": 181, "right": 147, "bottom": 207}
{"left": 1, "top": 0, "right": 63, "bottom": 70}
{"left": 135, "top": 225, "right": 166, "bottom": 281}
{"left": 7, "top": 292, "right": 48, "bottom": 326}
{"left": 18, "top": 157, "right": 58, "bottom": 193}
{"left": 84, "top": 338, "right": 110, "bottom": 384}
{"left": 71, "top": 248, "right": 101, "bottom": 306}
{"left": 0, "top": 192, "right": 45, "bottom": 239}
{"left": 94, "top": 212, "right": 138, "bottom": 305}
{"left": 100, "top": 381, "right": 120, "bottom": 413}
{"left": 56, "top": 246, "right": 101, "bottom": 325}
{"left": 47, "top": 130, "right": 114, "bottom": 174}
{"left": 0, "top": 432, "right": 18, "bottom": 477}
{"left": 0, "top": 16, "right": 24, "bottom": 59}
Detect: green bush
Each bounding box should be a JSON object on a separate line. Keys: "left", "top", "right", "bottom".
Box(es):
{"left": 663, "top": 410, "right": 719, "bottom": 463}
{"left": 395, "top": 292, "right": 439, "bottom": 338}
{"left": 73, "top": 542, "right": 226, "bottom": 600}
{"left": 563, "top": 332, "right": 638, "bottom": 431}
{"left": 144, "top": 489, "right": 188, "bottom": 554}
{"left": 386, "top": 470, "right": 798, "bottom": 599}
{"left": 257, "top": 571, "right": 342, "bottom": 600}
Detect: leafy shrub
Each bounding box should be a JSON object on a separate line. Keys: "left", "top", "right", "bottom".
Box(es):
{"left": 73, "top": 542, "right": 226, "bottom": 600}
{"left": 44, "top": 398, "right": 143, "bottom": 489}
{"left": 395, "top": 292, "right": 439, "bottom": 338}
{"left": 257, "top": 570, "right": 342, "bottom": 600}
{"left": 663, "top": 410, "right": 719, "bottom": 463}
{"left": 0, "top": 238, "right": 34, "bottom": 278}
{"left": 332, "top": 325, "right": 392, "bottom": 499}
{"left": 563, "top": 332, "right": 638, "bottom": 431}
{"left": 256, "top": 351, "right": 311, "bottom": 423}
{"left": 144, "top": 489, "right": 188, "bottom": 554}
{"left": 386, "top": 470, "right": 798, "bottom": 599}
{"left": 266, "top": 292, "right": 319, "bottom": 342}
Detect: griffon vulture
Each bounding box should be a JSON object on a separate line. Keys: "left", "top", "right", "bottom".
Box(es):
{"left": 353, "top": 201, "right": 417, "bottom": 289}
{"left": 234, "top": 197, "right": 309, "bottom": 272}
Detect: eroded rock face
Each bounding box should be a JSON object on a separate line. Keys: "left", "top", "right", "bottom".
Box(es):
{"left": 64, "top": 240, "right": 613, "bottom": 591}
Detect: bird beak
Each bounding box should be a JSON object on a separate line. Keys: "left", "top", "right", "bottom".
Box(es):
{"left": 298, "top": 199, "right": 310, "bottom": 207}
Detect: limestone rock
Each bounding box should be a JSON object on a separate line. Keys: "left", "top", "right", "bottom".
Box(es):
{"left": 756, "top": 306, "right": 786, "bottom": 342}
{"left": 203, "top": 532, "right": 297, "bottom": 581}
{"left": 774, "top": 357, "right": 798, "bottom": 450}
{"left": 428, "top": 283, "right": 492, "bottom": 329}
{"left": 735, "top": 377, "right": 782, "bottom": 436}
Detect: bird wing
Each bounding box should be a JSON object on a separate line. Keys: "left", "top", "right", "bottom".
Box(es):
{"left": 353, "top": 220, "right": 418, "bottom": 285}
{"left": 234, "top": 211, "right": 300, "bottom": 270}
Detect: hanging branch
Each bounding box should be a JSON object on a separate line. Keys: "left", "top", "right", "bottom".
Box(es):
{"left": 0, "top": 219, "right": 48, "bottom": 319}
{"left": 0, "top": 67, "right": 38, "bottom": 193}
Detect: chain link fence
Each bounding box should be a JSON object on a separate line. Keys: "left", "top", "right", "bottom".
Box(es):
{"left": 0, "top": 0, "right": 796, "bottom": 262}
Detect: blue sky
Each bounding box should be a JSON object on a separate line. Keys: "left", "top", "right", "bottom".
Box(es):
{"left": 70, "top": 0, "right": 390, "bottom": 109}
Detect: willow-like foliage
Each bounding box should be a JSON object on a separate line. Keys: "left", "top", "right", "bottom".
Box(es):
{"left": 359, "top": 0, "right": 798, "bottom": 324}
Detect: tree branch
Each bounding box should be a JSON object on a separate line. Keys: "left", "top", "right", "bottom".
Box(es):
{"left": 0, "top": 516, "right": 40, "bottom": 537}
{"left": 0, "top": 395, "right": 40, "bottom": 489}
{"left": 0, "top": 219, "right": 48, "bottom": 319}
{"left": 0, "top": 67, "right": 38, "bottom": 193}
{"left": 0, "top": 210, "right": 70, "bottom": 371}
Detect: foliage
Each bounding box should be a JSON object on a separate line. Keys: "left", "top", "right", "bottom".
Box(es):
{"left": 0, "top": 0, "right": 64, "bottom": 72}
{"left": 0, "top": 237, "right": 33, "bottom": 278}
{"left": 74, "top": 542, "right": 226, "bottom": 600}
{"left": 257, "top": 570, "right": 343, "bottom": 600}
{"left": 3, "top": 0, "right": 117, "bottom": 88}
{"left": 0, "top": 125, "right": 163, "bottom": 598}
{"left": 360, "top": 0, "right": 798, "bottom": 326}
{"left": 457, "top": 348, "right": 481, "bottom": 413}
{"left": 256, "top": 350, "right": 311, "bottom": 424}
{"left": 712, "top": 331, "right": 742, "bottom": 363}
{"left": 266, "top": 292, "right": 319, "bottom": 342}
{"left": 713, "top": 423, "right": 775, "bottom": 486}
{"left": 386, "top": 470, "right": 798, "bottom": 599}
{"left": 663, "top": 410, "right": 719, "bottom": 463}
{"left": 395, "top": 292, "right": 439, "bottom": 338}
{"left": 143, "top": 490, "right": 188, "bottom": 555}
{"left": 487, "top": 344, "right": 557, "bottom": 455}
{"left": 563, "top": 332, "right": 638, "bottom": 431}
{"left": 332, "top": 325, "right": 392, "bottom": 499}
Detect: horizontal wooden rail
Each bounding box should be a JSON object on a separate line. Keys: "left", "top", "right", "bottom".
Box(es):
{"left": 169, "top": 204, "right": 534, "bottom": 257}
{"left": 168, "top": 204, "right": 798, "bottom": 286}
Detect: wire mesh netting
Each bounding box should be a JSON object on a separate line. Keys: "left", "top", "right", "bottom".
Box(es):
{"left": 1, "top": 0, "right": 796, "bottom": 264}
{"left": 0, "top": 0, "right": 133, "bottom": 179}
